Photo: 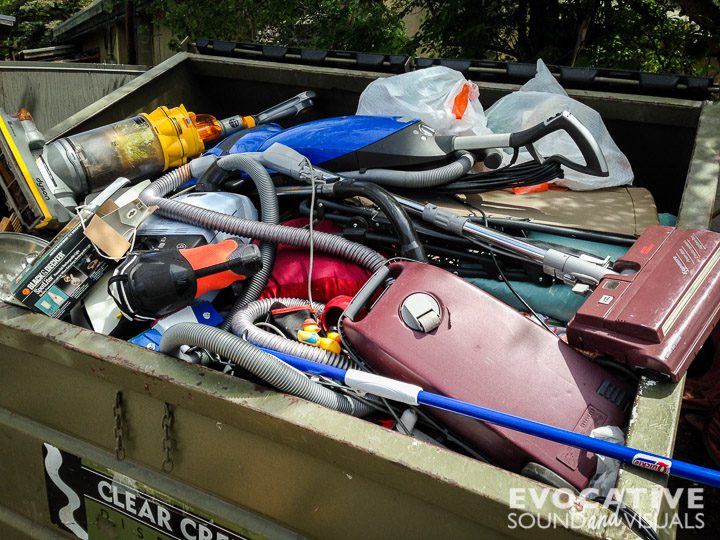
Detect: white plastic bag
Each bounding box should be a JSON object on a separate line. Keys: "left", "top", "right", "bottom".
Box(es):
{"left": 357, "top": 66, "right": 493, "bottom": 137}
{"left": 486, "top": 60, "right": 633, "bottom": 190}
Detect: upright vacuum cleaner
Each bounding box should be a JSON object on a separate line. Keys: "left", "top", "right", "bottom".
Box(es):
{"left": 393, "top": 196, "right": 720, "bottom": 382}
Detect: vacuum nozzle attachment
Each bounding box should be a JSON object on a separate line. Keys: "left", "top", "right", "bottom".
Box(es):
{"left": 214, "top": 91, "right": 318, "bottom": 138}
{"left": 254, "top": 90, "right": 317, "bottom": 125}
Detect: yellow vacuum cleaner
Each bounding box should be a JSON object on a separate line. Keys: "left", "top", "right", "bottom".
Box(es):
{"left": 0, "top": 91, "right": 315, "bottom": 230}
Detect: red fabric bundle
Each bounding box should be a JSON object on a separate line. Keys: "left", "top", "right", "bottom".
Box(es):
{"left": 259, "top": 218, "right": 372, "bottom": 303}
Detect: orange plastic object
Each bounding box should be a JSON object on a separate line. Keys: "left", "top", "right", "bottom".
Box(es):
{"left": 451, "top": 83, "right": 470, "bottom": 120}
{"left": 17, "top": 108, "right": 33, "bottom": 121}
{"left": 180, "top": 239, "right": 248, "bottom": 298}
{"left": 191, "top": 113, "right": 224, "bottom": 142}
{"left": 511, "top": 182, "right": 550, "bottom": 195}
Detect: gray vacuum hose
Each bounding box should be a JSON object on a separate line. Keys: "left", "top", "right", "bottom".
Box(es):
{"left": 140, "top": 161, "right": 386, "bottom": 274}
{"left": 340, "top": 151, "right": 475, "bottom": 188}
{"left": 231, "top": 298, "right": 352, "bottom": 370}
{"left": 213, "top": 154, "right": 279, "bottom": 331}
{"left": 161, "top": 323, "right": 372, "bottom": 417}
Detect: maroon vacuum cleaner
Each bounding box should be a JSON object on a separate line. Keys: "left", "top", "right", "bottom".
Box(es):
{"left": 341, "top": 261, "right": 633, "bottom": 490}
{"left": 566, "top": 225, "right": 720, "bottom": 381}
{"left": 394, "top": 196, "right": 720, "bottom": 382}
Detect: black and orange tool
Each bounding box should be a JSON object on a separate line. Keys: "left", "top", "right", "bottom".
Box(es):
{"left": 109, "top": 239, "right": 262, "bottom": 321}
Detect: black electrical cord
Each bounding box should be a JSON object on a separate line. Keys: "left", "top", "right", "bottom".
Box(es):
{"left": 286, "top": 186, "right": 636, "bottom": 248}
{"left": 473, "top": 206, "right": 554, "bottom": 333}
{"left": 354, "top": 229, "right": 545, "bottom": 283}
{"left": 324, "top": 179, "right": 427, "bottom": 262}
{"left": 302, "top": 198, "right": 548, "bottom": 265}
{"left": 434, "top": 159, "right": 563, "bottom": 194}
{"left": 300, "top": 198, "right": 550, "bottom": 283}
{"left": 483, "top": 217, "right": 636, "bottom": 247}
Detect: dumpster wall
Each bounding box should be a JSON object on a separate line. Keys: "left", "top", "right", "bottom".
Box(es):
{"left": 0, "top": 61, "right": 147, "bottom": 132}
{"left": 47, "top": 53, "right": 703, "bottom": 215}
{"left": 2, "top": 52, "right": 718, "bottom": 539}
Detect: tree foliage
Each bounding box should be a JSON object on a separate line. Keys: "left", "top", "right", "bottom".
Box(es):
{"left": 1, "top": 0, "right": 92, "bottom": 52}
{"left": 405, "top": 0, "right": 719, "bottom": 74}
{"left": 0, "top": 0, "right": 717, "bottom": 74}
{"left": 148, "top": 0, "right": 411, "bottom": 53}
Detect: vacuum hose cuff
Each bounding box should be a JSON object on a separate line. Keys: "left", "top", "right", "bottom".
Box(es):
{"left": 160, "top": 323, "right": 372, "bottom": 416}
{"left": 339, "top": 151, "right": 475, "bottom": 188}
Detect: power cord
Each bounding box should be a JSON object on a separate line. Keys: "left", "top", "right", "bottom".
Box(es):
{"left": 591, "top": 496, "right": 660, "bottom": 540}
{"left": 308, "top": 170, "right": 317, "bottom": 309}
{"left": 473, "top": 206, "right": 553, "bottom": 333}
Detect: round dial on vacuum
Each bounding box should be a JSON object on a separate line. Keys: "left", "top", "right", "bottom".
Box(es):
{"left": 400, "top": 293, "right": 441, "bottom": 333}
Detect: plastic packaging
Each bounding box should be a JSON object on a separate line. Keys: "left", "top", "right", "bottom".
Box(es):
{"left": 588, "top": 425, "right": 625, "bottom": 496}
{"left": 357, "top": 66, "right": 493, "bottom": 137}
{"left": 486, "top": 60, "right": 633, "bottom": 190}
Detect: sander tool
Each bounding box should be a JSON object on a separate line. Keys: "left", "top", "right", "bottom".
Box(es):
{"left": 109, "top": 239, "right": 263, "bottom": 321}
{"left": 0, "top": 92, "right": 315, "bottom": 230}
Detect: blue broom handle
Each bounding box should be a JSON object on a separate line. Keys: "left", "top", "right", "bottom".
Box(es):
{"left": 259, "top": 347, "right": 720, "bottom": 488}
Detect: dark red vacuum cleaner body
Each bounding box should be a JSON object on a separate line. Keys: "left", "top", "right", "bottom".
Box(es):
{"left": 567, "top": 225, "right": 720, "bottom": 382}
{"left": 342, "top": 261, "right": 632, "bottom": 490}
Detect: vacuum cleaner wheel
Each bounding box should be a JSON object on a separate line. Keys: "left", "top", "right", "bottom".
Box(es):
{"left": 521, "top": 462, "right": 577, "bottom": 492}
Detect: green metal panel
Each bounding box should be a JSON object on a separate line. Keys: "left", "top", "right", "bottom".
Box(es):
{"left": 0, "top": 304, "right": 632, "bottom": 539}
{"left": 1, "top": 52, "right": 718, "bottom": 539}
{"left": 0, "top": 62, "right": 146, "bottom": 132}
{"left": 678, "top": 102, "right": 720, "bottom": 230}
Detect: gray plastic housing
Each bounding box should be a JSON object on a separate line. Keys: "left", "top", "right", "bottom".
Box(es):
{"left": 137, "top": 192, "right": 258, "bottom": 245}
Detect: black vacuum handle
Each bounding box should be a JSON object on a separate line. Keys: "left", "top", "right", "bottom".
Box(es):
{"left": 508, "top": 111, "right": 609, "bottom": 177}
{"left": 253, "top": 91, "right": 317, "bottom": 125}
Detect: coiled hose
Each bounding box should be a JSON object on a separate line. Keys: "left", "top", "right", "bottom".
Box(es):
{"left": 340, "top": 151, "right": 475, "bottom": 188}
{"left": 139, "top": 159, "right": 386, "bottom": 274}
{"left": 211, "top": 154, "right": 279, "bottom": 331}
{"left": 231, "top": 297, "right": 352, "bottom": 370}
{"left": 160, "top": 323, "right": 372, "bottom": 417}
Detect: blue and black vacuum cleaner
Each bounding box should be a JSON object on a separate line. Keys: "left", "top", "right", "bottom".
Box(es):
{"left": 201, "top": 110, "right": 608, "bottom": 189}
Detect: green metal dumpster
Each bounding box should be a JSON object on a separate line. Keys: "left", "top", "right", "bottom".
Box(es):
{"left": 0, "top": 61, "right": 147, "bottom": 132}
{"left": 1, "top": 51, "right": 718, "bottom": 540}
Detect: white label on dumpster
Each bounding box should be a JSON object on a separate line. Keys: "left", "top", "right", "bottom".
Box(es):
{"left": 42, "top": 443, "right": 253, "bottom": 540}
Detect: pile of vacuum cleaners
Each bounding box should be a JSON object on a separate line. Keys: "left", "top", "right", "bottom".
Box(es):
{"left": 3, "top": 84, "right": 720, "bottom": 501}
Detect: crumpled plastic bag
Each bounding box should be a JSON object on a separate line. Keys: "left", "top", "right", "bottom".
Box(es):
{"left": 486, "top": 60, "right": 633, "bottom": 190}
{"left": 357, "top": 66, "right": 493, "bottom": 137}
{"left": 588, "top": 425, "right": 626, "bottom": 496}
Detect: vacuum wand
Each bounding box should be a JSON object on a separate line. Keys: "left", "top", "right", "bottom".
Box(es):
{"left": 395, "top": 195, "right": 613, "bottom": 290}
{"left": 260, "top": 347, "right": 720, "bottom": 489}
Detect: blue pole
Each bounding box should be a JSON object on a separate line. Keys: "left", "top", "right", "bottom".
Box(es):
{"left": 259, "top": 347, "right": 720, "bottom": 488}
